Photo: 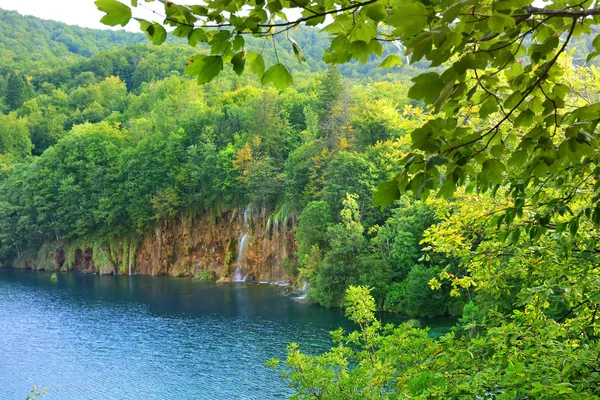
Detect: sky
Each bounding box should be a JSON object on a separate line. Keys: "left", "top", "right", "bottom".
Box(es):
{"left": 0, "top": 0, "right": 161, "bottom": 30}
{"left": 0, "top": 0, "right": 305, "bottom": 32}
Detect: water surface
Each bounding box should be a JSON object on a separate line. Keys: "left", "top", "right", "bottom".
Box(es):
{"left": 0, "top": 269, "right": 452, "bottom": 399}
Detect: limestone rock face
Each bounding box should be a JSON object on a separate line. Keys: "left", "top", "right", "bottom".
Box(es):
{"left": 17, "top": 210, "right": 296, "bottom": 283}
{"left": 133, "top": 210, "right": 296, "bottom": 282}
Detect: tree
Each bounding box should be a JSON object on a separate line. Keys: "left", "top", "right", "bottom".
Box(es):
{"left": 317, "top": 65, "right": 343, "bottom": 118}
{"left": 5, "top": 72, "right": 29, "bottom": 111}
{"left": 97, "top": 0, "right": 600, "bottom": 235}
{"left": 305, "top": 194, "right": 368, "bottom": 307}
{"left": 0, "top": 113, "right": 33, "bottom": 173}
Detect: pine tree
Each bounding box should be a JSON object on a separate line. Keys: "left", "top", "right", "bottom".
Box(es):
{"left": 317, "top": 65, "right": 342, "bottom": 113}
{"left": 6, "top": 72, "right": 26, "bottom": 111}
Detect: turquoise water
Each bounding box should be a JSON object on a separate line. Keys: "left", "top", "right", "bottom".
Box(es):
{"left": 0, "top": 269, "right": 453, "bottom": 399}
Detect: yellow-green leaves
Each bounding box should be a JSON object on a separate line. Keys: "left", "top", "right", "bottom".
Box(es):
{"left": 95, "top": 0, "right": 132, "bottom": 27}
{"left": 388, "top": 1, "right": 428, "bottom": 38}
{"left": 261, "top": 63, "right": 294, "bottom": 90}
{"left": 185, "top": 55, "right": 223, "bottom": 84}
{"left": 378, "top": 54, "right": 403, "bottom": 68}
{"left": 350, "top": 22, "right": 378, "bottom": 42}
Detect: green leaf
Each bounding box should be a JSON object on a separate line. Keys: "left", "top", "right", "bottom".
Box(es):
{"left": 365, "top": 3, "right": 387, "bottom": 21}
{"left": 173, "top": 25, "right": 193, "bottom": 38}
{"left": 514, "top": 109, "right": 535, "bottom": 128}
{"left": 188, "top": 29, "right": 208, "bottom": 47}
{"left": 407, "top": 31, "right": 434, "bottom": 62}
{"left": 409, "top": 72, "right": 444, "bottom": 104}
{"left": 185, "top": 55, "right": 223, "bottom": 84}
{"left": 288, "top": 38, "right": 306, "bottom": 64}
{"left": 479, "top": 97, "right": 498, "bottom": 119}
{"left": 95, "top": 0, "right": 132, "bottom": 27}
{"left": 569, "top": 218, "right": 579, "bottom": 236}
{"left": 231, "top": 52, "right": 245, "bottom": 76}
{"left": 489, "top": 12, "right": 514, "bottom": 32}
{"left": 261, "top": 63, "right": 294, "bottom": 90}
{"left": 350, "top": 22, "right": 377, "bottom": 42}
{"left": 150, "top": 22, "right": 167, "bottom": 45}
{"left": 136, "top": 18, "right": 152, "bottom": 33}
{"left": 350, "top": 40, "right": 370, "bottom": 63}
{"left": 388, "top": 1, "right": 427, "bottom": 37}
{"left": 233, "top": 35, "right": 245, "bottom": 51}
{"left": 481, "top": 158, "right": 505, "bottom": 184}
{"left": 373, "top": 179, "right": 400, "bottom": 209}
{"left": 377, "top": 54, "right": 403, "bottom": 68}
{"left": 426, "top": 155, "right": 449, "bottom": 170}
{"left": 575, "top": 103, "right": 600, "bottom": 120}
{"left": 247, "top": 52, "right": 265, "bottom": 77}
{"left": 438, "top": 175, "right": 456, "bottom": 198}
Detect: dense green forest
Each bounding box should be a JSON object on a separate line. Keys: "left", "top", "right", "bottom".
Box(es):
{"left": 0, "top": 8, "right": 447, "bottom": 316}
{"left": 1, "top": 0, "right": 600, "bottom": 397}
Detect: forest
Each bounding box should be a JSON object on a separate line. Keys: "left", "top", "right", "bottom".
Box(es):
{"left": 1, "top": 0, "right": 600, "bottom": 397}
{"left": 0, "top": 8, "right": 450, "bottom": 317}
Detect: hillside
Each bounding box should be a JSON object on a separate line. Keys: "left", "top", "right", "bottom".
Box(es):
{"left": 0, "top": 8, "right": 145, "bottom": 72}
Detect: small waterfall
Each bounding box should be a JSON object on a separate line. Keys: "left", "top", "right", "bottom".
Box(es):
{"left": 295, "top": 281, "right": 309, "bottom": 301}
{"left": 243, "top": 208, "right": 250, "bottom": 225}
{"left": 233, "top": 233, "right": 248, "bottom": 282}
{"left": 128, "top": 249, "right": 132, "bottom": 276}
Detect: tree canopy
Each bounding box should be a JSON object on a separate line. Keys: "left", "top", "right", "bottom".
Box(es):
{"left": 96, "top": 0, "right": 600, "bottom": 239}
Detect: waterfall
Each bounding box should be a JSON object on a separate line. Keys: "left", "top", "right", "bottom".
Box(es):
{"left": 128, "top": 248, "right": 132, "bottom": 276}
{"left": 243, "top": 208, "right": 250, "bottom": 225}
{"left": 295, "top": 281, "right": 309, "bottom": 301}
{"left": 233, "top": 233, "right": 248, "bottom": 282}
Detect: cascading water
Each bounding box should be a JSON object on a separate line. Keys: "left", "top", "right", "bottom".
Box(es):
{"left": 233, "top": 233, "right": 249, "bottom": 282}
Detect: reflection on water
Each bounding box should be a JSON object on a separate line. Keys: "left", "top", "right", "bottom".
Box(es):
{"left": 0, "top": 269, "right": 453, "bottom": 399}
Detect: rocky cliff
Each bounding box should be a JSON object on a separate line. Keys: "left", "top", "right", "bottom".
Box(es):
{"left": 14, "top": 209, "right": 297, "bottom": 283}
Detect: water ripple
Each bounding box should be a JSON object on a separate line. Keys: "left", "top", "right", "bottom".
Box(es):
{"left": 0, "top": 270, "right": 353, "bottom": 399}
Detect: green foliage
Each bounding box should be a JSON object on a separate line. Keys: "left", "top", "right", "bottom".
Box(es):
{"left": 101, "top": 0, "right": 600, "bottom": 244}
{"left": 95, "top": 0, "right": 132, "bottom": 27}
{"left": 453, "top": 301, "right": 486, "bottom": 339}
{"left": 25, "top": 386, "right": 48, "bottom": 400}
{"left": 295, "top": 201, "right": 332, "bottom": 262}
{"left": 6, "top": 72, "right": 31, "bottom": 111}
{"left": 282, "top": 256, "right": 299, "bottom": 278}
{"left": 0, "top": 9, "right": 143, "bottom": 73}
{"left": 397, "top": 265, "right": 449, "bottom": 318}
{"left": 271, "top": 285, "right": 600, "bottom": 398}
{"left": 304, "top": 194, "right": 368, "bottom": 307}
{"left": 194, "top": 268, "right": 216, "bottom": 281}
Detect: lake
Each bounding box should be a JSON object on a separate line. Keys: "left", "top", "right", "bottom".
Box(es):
{"left": 0, "top": 269, "right": 453, "bottom": 399}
